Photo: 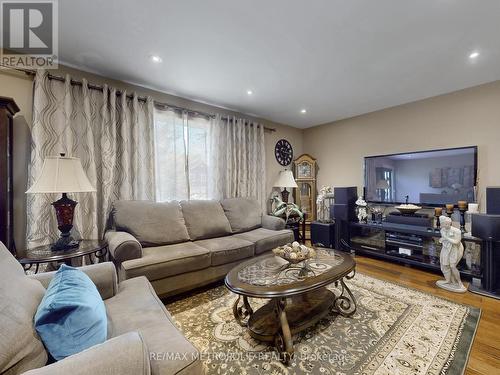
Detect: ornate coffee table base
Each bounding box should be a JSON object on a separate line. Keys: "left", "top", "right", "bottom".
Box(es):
{"left": 232, "top": 278, "right": 357, "bottom": 364}
{"left": 233, "top": 295, "right": 254, "bottom": 327}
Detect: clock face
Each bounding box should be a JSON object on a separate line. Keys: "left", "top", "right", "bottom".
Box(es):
{"left": 274, "top": 139, "right": 293, "bottom": 166}
{"left": 298, "top": 162, "right": 312, "bottom": 178}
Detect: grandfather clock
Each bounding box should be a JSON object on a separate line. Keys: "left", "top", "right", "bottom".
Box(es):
{"left": 0, "top": 97, "right": 19, "bottom": 254}
{"left": 293, "top": 154, "right": 317, "bottom": 223}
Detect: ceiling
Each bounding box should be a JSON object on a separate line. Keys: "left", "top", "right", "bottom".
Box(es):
{"left": 59, "top": 0, "right": 500, "bottom": 128}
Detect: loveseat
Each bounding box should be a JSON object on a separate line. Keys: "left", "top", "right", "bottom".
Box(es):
{"left": 0, "top": 242, "right": 203, "bottom": 375}
{"left": 104, "top": 198, "right": 294, "bottom": 297}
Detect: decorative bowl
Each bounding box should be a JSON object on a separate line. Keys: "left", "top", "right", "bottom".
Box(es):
{"left": 272, "top": 242, "right": 317, "bottom": 264}
{"left": 395, "top": 204, "right": 422, "bottom": 215}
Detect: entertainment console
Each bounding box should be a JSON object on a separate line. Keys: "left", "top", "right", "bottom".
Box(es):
{"left": 348, "top": 221, "right": 483, "bottom": 280}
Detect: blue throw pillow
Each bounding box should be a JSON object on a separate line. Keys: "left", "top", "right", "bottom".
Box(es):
{"left": 34, "top": 264, "right": 107, "bottom": 360}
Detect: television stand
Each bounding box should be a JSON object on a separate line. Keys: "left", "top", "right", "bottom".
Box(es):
{"left": 348, "top": 221, "right": 483, "bottom": 282}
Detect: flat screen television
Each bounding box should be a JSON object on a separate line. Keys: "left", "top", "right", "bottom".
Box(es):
{"left": 364, "top": 146, "right": 477, "bottom": 206}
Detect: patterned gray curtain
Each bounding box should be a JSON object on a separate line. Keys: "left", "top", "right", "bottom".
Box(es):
{"left": 27, "top": 70, "right": 155, "bottom": 248}
{"left": 208, "top": 115, "right": 266, "bottom": 210}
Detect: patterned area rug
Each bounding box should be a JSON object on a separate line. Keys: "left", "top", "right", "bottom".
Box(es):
{"left": 166, "top": 273, "right": 480, "bottom": 375}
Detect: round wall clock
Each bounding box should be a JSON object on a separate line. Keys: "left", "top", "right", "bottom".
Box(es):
{"left": 275, "top": 139, "right": 293, "bottom": 166}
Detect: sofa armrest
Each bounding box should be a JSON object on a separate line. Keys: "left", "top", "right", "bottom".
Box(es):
{"left": 29, "top": 262, "right": 118, "bottom": 300}
{"left": 262, "top": 215, "right": 286, "bottom": 231}
{"left": 105, "top": 230, "right": 143, "bottom": 264}
{"left": 21, "top": 332, "right": 150, "bottom": 375}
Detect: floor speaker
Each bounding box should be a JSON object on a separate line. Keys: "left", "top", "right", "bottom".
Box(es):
{"left": 486, "top": 187, "right": 500, "bottom": 215}
{"left": 310, "top": 222, "right": 335, "bottom": 248}
{"left": 331, "top": 188, "right": 357, "bottom": 251}
{"left": 470, "top": 213, "right": 500, "bottom": 299}
{"left": 331, "top": 204, "right": 351, "bottom": 221}
{"left": 334, "top": 186, "right": 358, "bottom": 205}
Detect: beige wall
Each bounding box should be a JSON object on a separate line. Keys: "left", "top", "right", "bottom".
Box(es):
{"left": 303, "top": 80, "right": 500, "bottom": 211}
{"left": 0, "top": 66, "right": 302, "bottom": 249}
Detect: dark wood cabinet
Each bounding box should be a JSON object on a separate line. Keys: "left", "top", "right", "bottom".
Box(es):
{"left": 0, "top": 97, "right": 20, "bottom": 254}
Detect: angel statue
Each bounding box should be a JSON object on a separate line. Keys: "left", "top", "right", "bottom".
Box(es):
{"left": 436, "top": 215, "right": 466, "bottom": 293}
{"left": 355, "top": 196, "right": 368, "bottom": 223}
{"left": 316, "top": 186, "right": 333, "bottom": 222}
{"left": 271, "top": 196, "right": 303, "bottom": 222}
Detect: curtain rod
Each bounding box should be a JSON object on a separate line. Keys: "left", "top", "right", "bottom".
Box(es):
{"left": 3, "top": 65, "right": 276, "bottom": 132}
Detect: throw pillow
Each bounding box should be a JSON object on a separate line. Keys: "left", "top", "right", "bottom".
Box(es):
{"left": 34, "top": 264, "right": 107, "bottom": 361}
{"left": 113, "top": 200, "right": 190, "bottom": 246}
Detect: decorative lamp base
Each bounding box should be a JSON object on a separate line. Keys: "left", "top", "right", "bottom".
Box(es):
{"left": 281, "top": 188, "right": 290, "bottom": 203}
{"left": 51, "top": 235, "right": 80, "bottom": 251}
{"left": 51, "top": 193, "right": 79, "bottom": 251}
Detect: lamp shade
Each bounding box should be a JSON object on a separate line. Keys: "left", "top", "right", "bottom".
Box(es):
{"left": 26, "top": 156, "right": 96, "bottom": 194}
{"left": 273, "top": 170, "right": 298, "bottom": 188}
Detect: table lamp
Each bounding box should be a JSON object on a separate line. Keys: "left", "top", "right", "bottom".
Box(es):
{"left": 273, "top": 169, "right": 298, "bottom": 203}
{"left": 26, "top": 154, "right": 96, "bottom": 250}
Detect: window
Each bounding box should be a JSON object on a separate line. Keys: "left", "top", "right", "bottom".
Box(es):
{"left": 154, "top": 108, "right": 210, "bottom": 201}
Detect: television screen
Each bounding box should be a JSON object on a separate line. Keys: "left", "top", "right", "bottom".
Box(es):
{"left": 364, "top": 146, "right": 477, "bottom": 206}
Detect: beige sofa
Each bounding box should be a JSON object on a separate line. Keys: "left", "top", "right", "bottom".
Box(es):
{"left": 105, "top": 198, "right": 294, "bottom": 297}
{"left": 0, "top": 242, "right": 202, "bottom": 375}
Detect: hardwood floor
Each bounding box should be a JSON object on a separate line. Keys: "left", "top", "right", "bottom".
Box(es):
{"left": 352, "top": 254, "right": 500, "bottom": 375}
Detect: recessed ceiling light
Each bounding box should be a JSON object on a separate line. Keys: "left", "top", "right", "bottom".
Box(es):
{"left": 469, "top": 51, "right": 480, "bottom": 59}
{"left": 300, "top": 109, "right": 307, "bottom": 114}
{"left": 150, "top": 55, "right": 162, "bottom": 63}
{"left": 247, "top": 90, "right": 253, "bottom": 95}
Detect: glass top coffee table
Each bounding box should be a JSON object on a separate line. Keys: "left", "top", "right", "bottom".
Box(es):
{"left": 225, "top": 248, "right": 356, "bottom": 364}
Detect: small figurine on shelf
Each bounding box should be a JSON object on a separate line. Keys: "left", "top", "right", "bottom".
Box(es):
{"left": 436, "top": 216, "right": 466, "bottom": 293}
{"left": 371, "top": 206, "right": 385, "bottom": 224}
{"left": 355, "top": 196, "right": 368, "bottom": 223}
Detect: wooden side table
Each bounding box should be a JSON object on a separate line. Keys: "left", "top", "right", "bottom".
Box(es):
{"left": 18, "top": 240, "right": 108, "bottom": 274}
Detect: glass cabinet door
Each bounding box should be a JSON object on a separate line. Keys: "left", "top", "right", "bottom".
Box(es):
{"left": 298, "top": 182, "right": 312, "bottom": 217}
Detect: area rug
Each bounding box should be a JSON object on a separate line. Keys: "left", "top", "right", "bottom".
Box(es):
{"left": 166, "top": 272, "right": 480, "bottom": 375}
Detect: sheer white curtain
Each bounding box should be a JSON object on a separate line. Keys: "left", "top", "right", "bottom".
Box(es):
{"left": 154, "top": 110, "right": 267, "bottom": 208}
{"left": 154, "top": 108, "right": 210, "bottom": 201}
{"left": 208, "top": 115, "right": 267, "bottom": 209}
{"left": 27, "top": 70, "right": 155, "bottom": 248}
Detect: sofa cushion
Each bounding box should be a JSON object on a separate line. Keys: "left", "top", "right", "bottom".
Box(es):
{"left": 234, "top": 228, "right": 295, "bottom": 255}
{"left": 121, "top": 242, "right": 210, "bottom": 281}
{"left": 34, "top": 265, "right": 107, "bottom": 361}
{"left": 195, "top": 236, "right": 255, "bottom": 266}
{"left": 105, "top": 276, "right": 203, "bottom": 375}
{"left": 0, "top": 242, "right": 47, "bottom": 374}
{"left": 180, "top": 200, "right": 232, "bottom": 240}
{"left": 220, "top": 198, "right": 262, "bottom": 233}
{"left": 113, "top": 200, "right": 190, "bottom": 247}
